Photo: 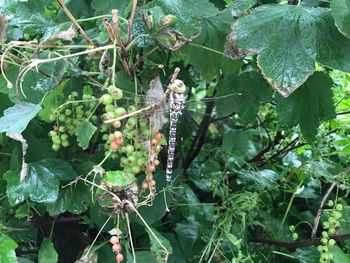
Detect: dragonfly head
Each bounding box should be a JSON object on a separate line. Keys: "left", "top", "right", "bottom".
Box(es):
{"left": 170, "top": 79, "right": 186, "bottom": 94}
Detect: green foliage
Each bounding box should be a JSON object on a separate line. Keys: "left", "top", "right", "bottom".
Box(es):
{"left": 0, "top": 103, "right": 41, "bottom": 135}
{"left": 38, "top": 239, "right": 58, "bottom": 263}
{"left": 1, "top": 0, "right": 350, "bottom": 262}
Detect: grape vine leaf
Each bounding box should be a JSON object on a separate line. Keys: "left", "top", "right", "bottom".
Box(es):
{"left": 147, "top": 0, "right": 219, "bottom": 37}
{"left": 4, "top": 159, "right": 77, "bottom": 205}
{"left": 232, "top": 0, "right": 257, "bottom": 17}
{"left": 329, "top": 246, "right": 350, "bottom": 263}
{"left": 146, "top": 228, "right": 173, "bottom": 262}
{"left": 76, "top": 120, "right": 97, "bottom": 150}
{"left": 0, "top": 102, "right": 41, "bottom": 135}
{"left": 276, "top": 72, "right": 336, "bottom": 141}
{"left": 230, "top": 5, "right": 350, "bottom": 96}
{"left": 331, "top": 0, "right": 350, "bottom": 38}
{"left": 183, "top": 9, "right": 242, "bottom": 81}
{"left": 46, "top": 182, "right": 91, "bottom": 216}
{"left": 0, "top": 234, "right": 18, "bottom": 263}
{"left": 38, "top": 238, "right": 58, "bottom": 263}
{"left": 91, "top": 0, "right": 128, "bottom": 16}
{"left": 216, "top": 71, "right": 272, "bottom": 121}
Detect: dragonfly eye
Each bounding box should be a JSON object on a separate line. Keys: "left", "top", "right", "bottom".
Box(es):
{"left": 170, "top": 79, "right": 186, "bottom": 93}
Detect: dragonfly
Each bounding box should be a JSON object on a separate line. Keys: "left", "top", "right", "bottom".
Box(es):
{"left": 104, "top": 75, "right": 240, "bottom": 183}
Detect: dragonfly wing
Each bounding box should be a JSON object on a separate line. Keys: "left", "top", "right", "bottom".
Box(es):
{"left": 145, "top": 76, "right": 169, "bottom": 134}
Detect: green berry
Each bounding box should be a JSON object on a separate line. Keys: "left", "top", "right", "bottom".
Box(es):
{"left": 49, "top": 114, "right": 56, "bottom": 121}
{"left": 336, "top": 204, "right": 343, "bottom": 211}
{"left": 60, "top": 134, "right": 69, "bottom": 141}
{"left": 49, "top": 131, "right": 57, "bottom": 137}
{"left": 332, "top": 210, "right": 342, "bottom": 220}
{"left": 292, "top": 232, "right": 298, "bottom": 240}
{"left": 101, "top": 94, "right": 113, "bottom": 105}
{"left": 71, "top": 91, "right": 78, "bottom": 97}
{"left": 321, "top": 238, "right": 328, "bottom": 245}
{"left": 128, "top": 105, "right": 137, "bottom": 112}
{"left": 59, "top": 126, "right": 66, "bottom": 133}
{"left": 317, "top": 245, "right": 323, "bottom": 253}
{"left": 52, "top": 144, "right": 60, "bottom": 151}
{"left": 114, "top": 107, "right": 127, "bottom": 117}
{"left": 321, "top": 231, "right": 328, "bottom": 238}
{"left": 322, "top": 222, "right": 330, "bottom": 229}
{"left": 328, "top": 227, "right": 336, "bottom": 234}
{"left": 65, "top": 109, "right": 72, "bottom": 116}
{"left": 105, "top": 104, "right": 115, "bottom": 112}
{"left": 328, "top": 239, "right": 336, "bottom": 246}
{"left": 327, "top": 200, "right": 334, "bottom": 207}
{"left": 62, "top": 141, "right": 69, "bottom": 147}
{"left": 289, "top": 225, "right": 295, "bottom": 232}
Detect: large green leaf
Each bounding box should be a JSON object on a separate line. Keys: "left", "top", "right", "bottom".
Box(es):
{"left": 38, "top": 239, "right": 58, "bottom": 263}
{"left": 146, "top": 228, "right": 173, "bottom": 262}
{"left": 0, "top": 234, "right": 18, "bottom": 263}
{"left": 331, "top": 0, "right": 350, "bottom": 38}
{"left": 91, "top": 0, "right": 128, "bottom": 16}
{"left": 46, "top": 181, "right": 92, "bottom": 216}
{"left": 76, "top": 120, "right": 97, "bottom": 150}
{"left": 183, "top": 9, "right": 241, "bottom": 81}
{"left": 276, "top": 72, "right": 336, "bottom": 141}
{"left": 216, "top": 71, "right": 272, "bottom": 121}
{"left": 4, "top": 159, "right": 77, "bottom": 205}
{"left": 230, "top": 5, "right": 350, "bottom": 96}
{"left": 329, "top": 246, "right": 350, "bottom": 263}
{"left": 148, "top": 0, "right": 219, "bottom": 37}
{"left": 0, "top": 102, "right": 41, "bottom": 135}
{"left": 232, "top": 0, "right": 257, "bottom": 17}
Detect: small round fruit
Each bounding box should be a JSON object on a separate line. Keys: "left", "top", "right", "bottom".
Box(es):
{"left": 154, "top": 159, "right": 160, "bottom": 166}
{"left": 125, "top": 145, "right": 134, "bottom": 155}
{"left": 108, "top": 133, "right": 116, "bottom": 142}
{"left": 141, "top": 182, "right": 149, "bottom": 189}
{"left": 114, "top": 131, "right": 123, "bottom": 139}
{"left": 49, "top": 114, "right": 56, "bottom": 121}
{"left": 114, "top": 107, "right": 127, "bottom": 117}
{"left": 49, "top": 131, "right": 57, "bottom": 137}
{"left": 148, "top": 164, "right": 155, "bottom": 172}
{"left": 151, "top": 138, "right": 157, "bottom": 145}
{"left": 336, "top": 204, "right": 343, "bottom": 211}
{"left": 320, "top": 238, "right": 328, "bottom": 245}
{"left": 292, "top": 232, "right": 298, "bottom": 240}
{"left": 332, "top": 210, "right": 342, "bottom": 220}
{"left": 115, "top": 138, "right": 124, "bottom": 145}
{"left": 132, "top": 166, "right": 140, "bottom": 174}
{"left": 150, "top": 180, "right": 156, "bottom": 187}
{"left": 116, "top": 253, "right": 124, "bottom": 262}
{"left": 59, "top": 126, "right": 66, "bottom": 133}
{"left": 113, "top": 120, "right": 121, "bottom": 128}
{"left": 113, "top": 88, "right": 123, "bottom": 100}
{"left": 154, "top": 132, "right": 163, "bottom": 140}
{"left": 112, "top": 243, "right": 122, "bottom": 253}
{"left": 52, "top": 144, "right": 60, "bottom": 151}
{"left": 101, "top": 94, "right": 113, "bottom": 105}
{"left": 327, "top": 200, "right": 334, "bottom": 207}
{"left": 322, "top": 222, "right": 330, "bottom": 229}
{"left": 110, "top": 236, "right": 119, "bottom": 245}
{"left": 328, "top": 239, "right": 336, "bottom": 246}
{"left": 105, "top": 104, "right": 115, "bottom": 112}
{"left": 289, "top": 225, "right": 295, "bottom": 232}
{"left": 61, "top": 134, "right": 69, "bottom": 141}
{"left": 110, "top": 141, "right": 120, "bottom": 151}
{"left": 321, "top": 231, "right": 328, "bottom": 238}
{"left": 62, "top": 141, "right": 70, "bottom": 147}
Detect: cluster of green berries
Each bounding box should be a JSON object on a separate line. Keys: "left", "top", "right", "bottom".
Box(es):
{"left": 317, "top": 200, "right": 344, "bottom": 263}
{"left": 110, "top": 236, "right": 123, "bottom": 262}
{"left": 288, "top": 225, "right": 298, "bottom": 241}
{"left": 48, "top": 91, "right": 98, "bottom": 151}
{"left": 100, "top": 86, "right": 164, "bottom": 183}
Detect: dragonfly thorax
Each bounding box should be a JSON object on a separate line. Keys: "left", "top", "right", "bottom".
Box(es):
{"left": 169, "top": 79, "right": 186, "bottom": 94}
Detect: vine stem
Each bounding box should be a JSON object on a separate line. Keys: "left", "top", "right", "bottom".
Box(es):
{"left": 125, "top": 213, "right": 136, "bottom": 263}
{"left": 311, "top": 181, "right": 337, "bottom": 239}
{"left": 56, "top": 0, "right": 95, "bottom": 46}
{"left": 188, "top": 43, "right": 225, "bottom": 56}
{"left": 86, "top": 216, "right": 112, "bottom": 256}
{"left": 127, "top": 0, "right": 138, "bottom": 45}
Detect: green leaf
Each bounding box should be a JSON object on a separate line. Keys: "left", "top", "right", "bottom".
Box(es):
{"left": 38, "top": 238, "right": 58, "bottom": 263}
{"left": 183, "top": 9, "right": 241, "bottom": 81}
{"left": 329, "top": 246, "right": 350, "bottom": 263}
{"left": 276, "top": 72, "right": 336, "bottom": 141}
{"left": 76, "top": 120, "right": 97, "bottom": 149}
{"left": 232, "top": 0, "right": 257, "bottom": 17}
{"left": 104, "top": 170, "right": 136, "bottom": 187}
{"left": 237, "top": 169, "right": 279, "bottom": 190}
{"left": 175, "top": 220, "right": 200, "bottom": 257}
{"left": 331, "top": 0, "right": 350, "bottom": 38}
{"left": 4, "top": 159, "right": 77, "bottom": 205}
{"left": 0, "top": 234, "right": 18, "bottom": 263}
{"left": 91, "top": 0, "right": 128, "bottom": 16}
{"left": 46, "top": 181, "right": 92, "bottom": 216}
{"left": 148, "top": 0, "right": 219, "bottom": 37}
{"left": 231, "top": 5, "right": 350, "bottom": 96}
{"left": 146, "top": 228, "right": 173, "bottom": 261}
{"left": 0, "top": 102, "right": 41, "bottom": 135}
{"left": 216, "top": 71, "right": 272, "bottom": 121}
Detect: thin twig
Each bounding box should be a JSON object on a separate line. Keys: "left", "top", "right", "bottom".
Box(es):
{"left": 56, "top": 0, "right": 95, "bottom": 46}
{"left": 86, "top": 216, "right": 112, "bottom": 256}
{"left": 311, "top": 181, "right": 337, "bottom": 239}
{"left": 125, "top": 213, "right": 136, "bottom": 263}
{"left": 127, "top": 0, "right": 138, "bottom": 45}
